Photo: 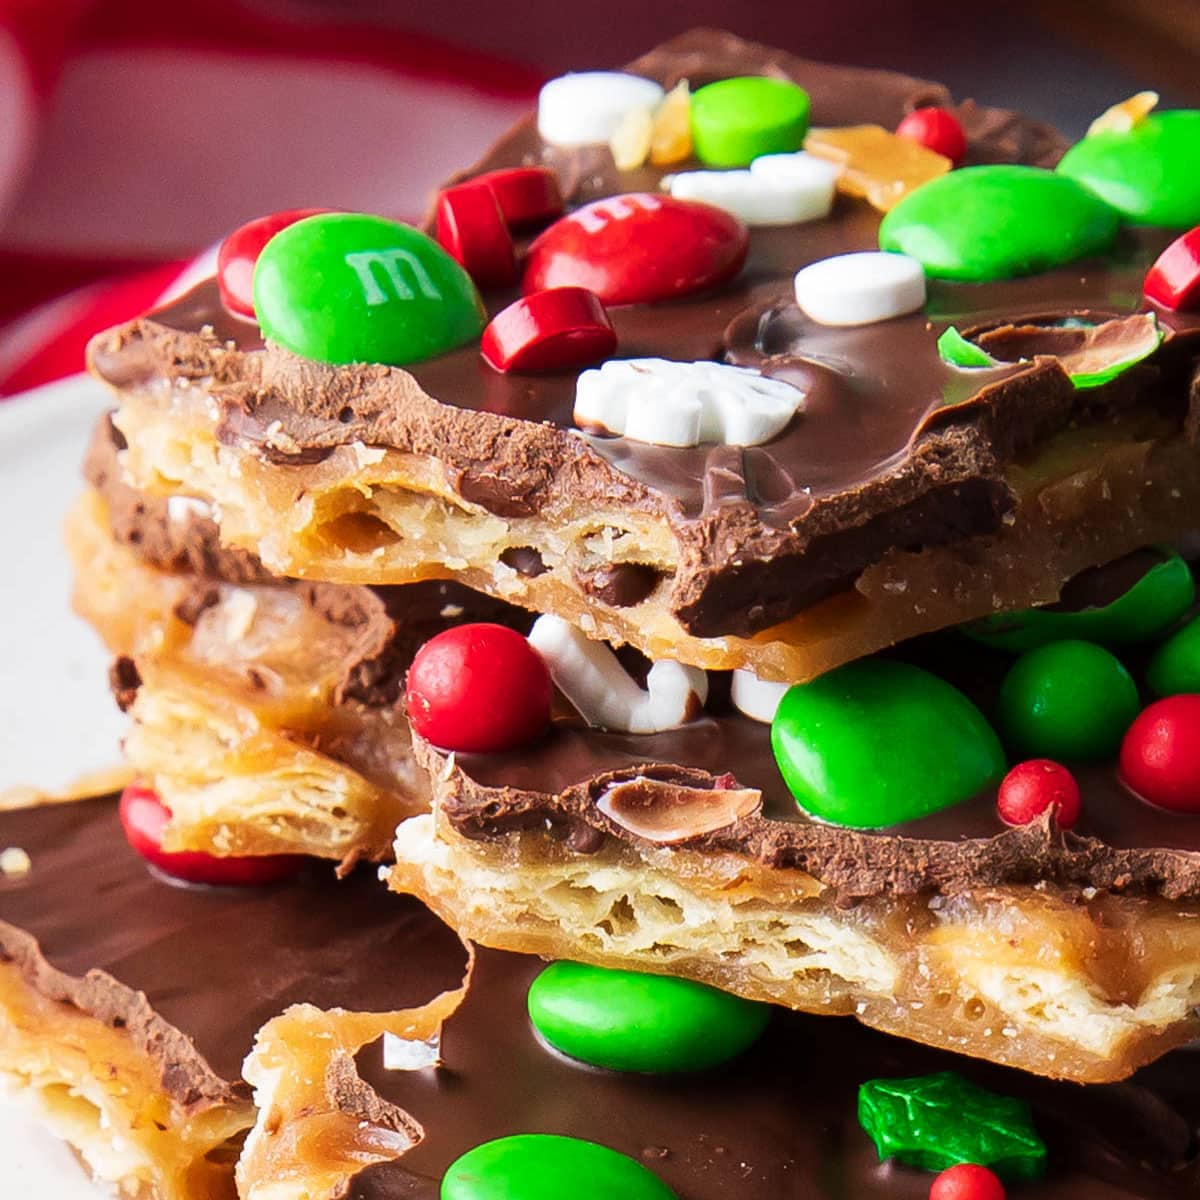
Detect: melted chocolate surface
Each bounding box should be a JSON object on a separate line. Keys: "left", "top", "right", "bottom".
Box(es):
{"left": 0, "top": 798, "right": 464, "bottom": 1082}
{"left": 95, "top": 30, "right": 1200, "bottom": 640}
{"left": 1, "top": 798, "right": 1198, "bottom": 1199}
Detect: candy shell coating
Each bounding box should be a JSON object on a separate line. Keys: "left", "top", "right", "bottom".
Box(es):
{"left": 690, "top": 76, "right": 810, "bottom": 167}
{"left": 523, "top": 193, "right": 748, "bottom": 305}
{"left": 442, "top": 1134, "right": 677, "bottom": 1200}
{"left": 528, "top": 961, "right": 770, "bottom": 1073}
{"left": 997, "top": 640, "right": 1140, "bottom": 761}
{"left": 879, "top": 165, "right": 1119, "bottom": 281}
{"left": 1057, "top": 111, "right": 1200, "bottom": 228}
{"left": 962, "top": 548, "right": 1195, "bottom": 652}
{"left": 253, "top": 213, "right": 485, "bottom": 366}
{"left": 1148, "top": 615, "right": 1200, "bottom": 696}
{"left": 794, "top": 251, "right": 926, "bottom": 326}
{"left": 1119, "top": 695, "right": 1200, "bottom": 813}
{"left": 538, "top": 72, "right": 665, "bottom": 147}
{"left": 771, "top": 659, "right": 1006, "bottom": 828}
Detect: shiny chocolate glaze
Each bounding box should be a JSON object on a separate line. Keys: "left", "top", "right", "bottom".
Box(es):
{"left": 1, "top": 798, "right": 1197, "bottom": 1199}
{"left": 94, "top": 29, "right": 1200, "bottom": 639}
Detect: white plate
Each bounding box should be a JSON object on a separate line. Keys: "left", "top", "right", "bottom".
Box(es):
{"left": 0, "top": 372, "right": 127, "bottom": 1196}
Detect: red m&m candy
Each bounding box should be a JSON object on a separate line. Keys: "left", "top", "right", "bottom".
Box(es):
{"left": 119, "top": 782, "right": 304, "bottom": 886}
{"left": 896, "top": 106, "right": 967, "bottom": 165}
{"left": 996, "top": 759, "right": 1081, "bottom": 828}
{"left": 523, "top": 193, "right": 748, "bottom": 305}
{"left": 406, "top": 623, "right": 552, "bottom": 753}
{"left": 481, "top": 288, "right": 616, "bottom": 373}
{"left": 1119, "top": 694, "right": 1200, "bottom": 812}
{"left": 929, "top": 1164, "right": 1005, "bottom": 1200}
{"left": 217, "top": 207, "right": 333, "bottom": 319}
{"left": 1143, "top": 227, "right": 1200, "bottom": 310}
{"left": 472, "top": 166, "right": 564, "bottom": 229}
{"left": 436, "top": 185, "right": 518, "bottom": 289}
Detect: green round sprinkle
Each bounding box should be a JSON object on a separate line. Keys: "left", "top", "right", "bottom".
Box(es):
{"left": 963, "top": 548, "right": 1195, "bottom": 652}
{"left": 442, "top": 1134, "right": 677, "bottom": 1200}
{"left": 996, "top": 640, "right": 1140, "bottom": 760}
{"left": 254, "top": 212, "right": 485, "bottom": 366}
{"left": 1057, "top": 111, "right": 1200, "bottom": 228}
{"left": 879, "top": 165, "right": 1120, "bottom": 281}
{"left": 1148, "top": 614, "right": 1200, "bottom": 696}
{"left": 858, "top": 1072, "right": 1047, "bottom": 1181}
{"left": 771, "top": 659, "right": 1006, "bottom": 828}
{"left": 937, "top": 325, "right": 999, "bottom": 368}
{"left": 690, "top": 76, "right": 810, "bottom": 167}
{"left": 527, "top": 961, "right": 769, "bottom": 1074}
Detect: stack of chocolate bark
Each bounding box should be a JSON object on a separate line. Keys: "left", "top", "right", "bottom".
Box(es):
{"left": 5, "top": 28, "right": 1200, "bottom": 1200}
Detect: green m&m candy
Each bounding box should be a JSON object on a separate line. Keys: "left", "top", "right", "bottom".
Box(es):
{"left": 879, "top": 165, "right": 1119, "bottom": 281}
{"left": 771, "top": 659, "right": 1006, "bottom": 828}
{"left": 527, "top": 961, "right": 769, "bottom": 1074}
{"left": 442, "top": 1134, "right": 677, "bottom": 1200}
{"left": 1057, "top": 111, "right": 1200, "bottom": 227}
{"left": 963, "top": 548, "right": 1195, "bottom": 653}
{"left": 997, "top": 640, "right": 1140, "bottom": 761}
{"left": 690, "top": 76, "right": 810, "bottom": 167}
{"left": 253, "top": 212, "right": 485, "bottom": 366}
{"left": 1148, "top": 615, "right": 1200, "bottom": 697}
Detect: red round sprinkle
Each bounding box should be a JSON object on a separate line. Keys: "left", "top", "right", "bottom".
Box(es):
{"left": 1119, "top": 694, "right": 1200, "bottom": 813}
{"left": 523, "top": 193, "right": 748, "bottom": 306}
{"left": 217, "top": 208, "right": 332, "bottom": 319}
{"left": 996, "top": 759, "right": 1081, "bottom": 828}
{"left": 406, "top": 623, "right": 552, "bottom": 753}
{"left": 896, "top": 106, "right": 968, "bottom": 165}
{"left": 1143, "top": 227, "right": 1200, "bottom": 310}
{"left": 481, "top": 287, "right": 616, "bottom": 373}
{"left": 472, "top": 166, "right": 563, "bottom": 229}
{"left": 929, "top": 1164, "right": 1006, "bottom": 1200}
{"left": 119, "top": 782, "right": 305, "bottom": 886}
{"left": 435, "top": 184, "right": 517, "bottom": 289}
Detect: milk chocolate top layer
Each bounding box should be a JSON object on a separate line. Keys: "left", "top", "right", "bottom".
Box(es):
{"left": 428, "top": 577, "right": 1200, "bottom": 900}
{"left": 2, "top": 798, "right": 1198, "bottom": 1199}
{"left": 87, "top": 28, "right": 1200, "bottom": 639}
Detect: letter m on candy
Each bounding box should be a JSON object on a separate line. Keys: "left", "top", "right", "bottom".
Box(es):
{"left": 344, "top": 249, "right": 443, "bottom": 304}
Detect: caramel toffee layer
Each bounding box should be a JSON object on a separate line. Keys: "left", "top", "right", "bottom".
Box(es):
{"left": 87, "top": 29, "right": 1200, "bottom": 640}
{"left": 1, "top": 799, "right": 1197, "bottom": 1199}
{"left": 85, "top": 411, "right": 525, "bottom": 710}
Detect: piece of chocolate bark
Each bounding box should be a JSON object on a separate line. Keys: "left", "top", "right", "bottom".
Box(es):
{"left": 87, "top": 29, "right": 1200, "bottom": 682}
{"left": 1, "top": 797, "right": 1197, "bottom": 1200}
{"left": 387, "top": 562, "right": 1200, "bottom": 1086}
{"left": 71, "top": 416, "right": 526, "bottom": 864}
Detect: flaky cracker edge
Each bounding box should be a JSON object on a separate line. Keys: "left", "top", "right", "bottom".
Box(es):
{"left": 236, "top": 943, "right": 476, "bottom": 1200}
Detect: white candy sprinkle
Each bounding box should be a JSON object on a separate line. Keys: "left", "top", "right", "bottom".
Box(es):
{"left": 794, "top": 251, "right": 926, "bottom": 327}
{"left": 0, "top": 847, "right": 31, "bottom": 877}
{"left": 663, "top": 152, "right": 837, "bottom": 226}
{"left": 528, "top": 614, "right": 707, "bottom": 734}
{"left": 537, "top": 72, "right": 665, "bottom": 147}
{"left": 574, "top": 358, "right": 804, "bottom": 448}
{"left": 730, "top": 670, "right": 790, "bottom": 723}
{"left": 382, "top": 1030, "right": 442, "bottom": 1071}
